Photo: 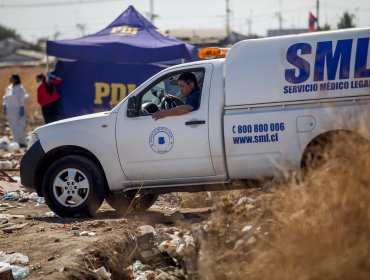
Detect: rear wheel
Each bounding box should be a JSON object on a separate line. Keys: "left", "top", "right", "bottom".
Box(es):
{"left": 301, "top": 131, "right": 368, "bottom": 173}
{"left": 105, "top": 192, "right": 131, "bottom": 215}
{"left": 105, "top": 192, "right": 158, "bottom": 215}
{"left": 132, "top": 193, "right": 158, "bottom": 211}
{"left": 42, "top": 155, "right": 105, "bottom": 218}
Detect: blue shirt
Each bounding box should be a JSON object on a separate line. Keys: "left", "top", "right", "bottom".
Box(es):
{"left": 185, "top": 88, "right": 201, "bottom": 111}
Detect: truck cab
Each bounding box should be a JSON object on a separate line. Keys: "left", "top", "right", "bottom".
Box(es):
{"left": 20, "top": 59, "right": 227, "bottom": 218}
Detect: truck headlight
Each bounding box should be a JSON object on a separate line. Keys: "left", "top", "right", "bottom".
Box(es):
{"left": 27, "top": 133, "right": 39, "bottom": 149}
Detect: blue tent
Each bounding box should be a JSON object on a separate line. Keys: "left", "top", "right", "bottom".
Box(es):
{"left": 46, "top": 5, "right": 199, "bottom": 118}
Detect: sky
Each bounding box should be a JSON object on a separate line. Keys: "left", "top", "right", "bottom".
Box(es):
{"left": 0, "top": 0, "right": 370, "bottom": 43}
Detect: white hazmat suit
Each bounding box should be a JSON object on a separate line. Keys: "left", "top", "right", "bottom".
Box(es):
{"left": 3, "top": 83, "right": 29, "bottom": 147}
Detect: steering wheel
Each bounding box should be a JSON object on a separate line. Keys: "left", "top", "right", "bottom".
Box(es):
{"left": 159, "top": 95, "right": 184, "bottom": 110}
{"left": 140, "top": 102, "right": 160, "bottom": 115}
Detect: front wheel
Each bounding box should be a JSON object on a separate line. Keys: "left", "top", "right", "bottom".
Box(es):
{"left": 42, "top": 155, "right": 105, "bottom": 218}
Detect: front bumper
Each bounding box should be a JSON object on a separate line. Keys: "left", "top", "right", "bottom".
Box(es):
{"left": 20, "top": 140, "right": 45, "bottom": 191}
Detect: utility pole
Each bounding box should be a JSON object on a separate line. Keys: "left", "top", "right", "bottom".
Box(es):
{"left": 275, "top": 0, "right": 283, "bottom": 30}
{"left": 246, "top": 11, "right": 252, "bottom": 35}
{"left": 316, "top": 0, "right": 320, "bottom": 30}
{"left": 53, "top": 31, "right": 61, "bottom": 40}
{"left": 76, "top": 23, "right": 86, "bottom": 36}
{"left": 149, "top": 0, "right": 158, "bottom": 23}
{"left": 226, "top": 0, "right": 231, "bottom": 36}
{"left": 246, "top": 18, "right": 252, "bottom": 35}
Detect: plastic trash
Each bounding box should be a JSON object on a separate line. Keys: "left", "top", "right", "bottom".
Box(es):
{"left": 26, "top": 192, "right": 39, "bottom": 202}
{"left": 158, "top": 240, "right": 177, "bottom": 257}
{"left": 0, "top": 252, "right": 29, "bottom": 264}
{"left": 0, "top": 214, "right": 25, "bottom": 219}
{"left": 137, "top": 225, "right": 156, "bottom": 235}
{"left": 93, "top": 266, "right": 111, "bottom": 280}
{"left": 7, "top": 265, "right": 29, "bottom": 280}
{"left": 134, "top": 273, "right": 147, "bottom": 280}
{"left": 7, "top": 142, "right": 19, "bottom": 152}
{"left": 79, "top": 231, "right": 97, "bottom": 237}
{"left": 0, "top": 136, "right": 10, "bottom": 150}
{"left": 242, "top": 225, "right": 253, "bottom": 233}
{"left": 36, "top": 197, "right": 45, "bottom": 204}
{"left": 133, "top": 260, "right": 144, "bottom": 272}
{"left": 11, "top": 176, "right": 21, "bottom": 183}
{"left": 45, "top": 212, "right": 58, "bottom": 217}
{"left": 2, "top": 192, "right": 20, "bottom": 201}
{"left": 0, "top": 262, "right": 29, "bottom": 280}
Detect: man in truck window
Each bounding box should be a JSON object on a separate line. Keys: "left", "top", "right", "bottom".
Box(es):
{"left": 152, "top": 72, "right": 200, "bottom": 120}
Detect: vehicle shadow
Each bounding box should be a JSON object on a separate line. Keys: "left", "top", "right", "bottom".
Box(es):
{"left": 27, "top": 206, "right": 215, "bottom": 225}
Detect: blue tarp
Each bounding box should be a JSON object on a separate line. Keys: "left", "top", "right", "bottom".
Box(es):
{"left": 46, "top": 5, "right": 199, "bottom": 118}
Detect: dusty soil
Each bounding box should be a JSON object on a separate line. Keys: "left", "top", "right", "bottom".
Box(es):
{"left": 0, "top": 189, "right": 217, "bottom": 279}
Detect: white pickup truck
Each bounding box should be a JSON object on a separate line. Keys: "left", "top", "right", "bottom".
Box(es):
{"left": 21, "top": 27, "right": 370, "bottom": 217}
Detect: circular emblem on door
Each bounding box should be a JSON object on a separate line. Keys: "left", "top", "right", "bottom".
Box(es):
{"left": 149, "top": 127, "right": 174, "bottom": 154}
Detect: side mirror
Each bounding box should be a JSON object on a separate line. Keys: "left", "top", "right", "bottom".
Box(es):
{"left": 127, "top": 95, "right": 139, "bottom": 117}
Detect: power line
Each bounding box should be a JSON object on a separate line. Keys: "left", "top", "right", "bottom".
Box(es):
{"left": 226, "top": 0, "right": 231, "bottom": 36}
{"left": 0, "top": 0, "right": 123, "bottom": 8}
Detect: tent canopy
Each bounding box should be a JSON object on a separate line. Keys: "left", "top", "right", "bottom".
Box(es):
{"left": 46, "top": 5, "right": 199, "bottom": 64}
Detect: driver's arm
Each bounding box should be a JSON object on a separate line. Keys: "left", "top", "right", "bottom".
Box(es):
{"left": 152, "top": 104, "right": 193, "bottom": 120}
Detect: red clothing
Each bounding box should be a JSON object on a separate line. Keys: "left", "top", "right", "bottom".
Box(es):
{"left": 37, "top": 78, "right": 61, "bottom": 106}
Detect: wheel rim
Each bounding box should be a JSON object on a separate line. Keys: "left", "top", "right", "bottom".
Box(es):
{"left": 52, "top": 168, "right": 90, "bottom": 208}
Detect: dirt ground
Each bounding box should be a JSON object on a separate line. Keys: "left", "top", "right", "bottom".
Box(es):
{"left": 1, "top": 66, "right": 370, "bottom": 279}
{"left": 0, "top": 184, "right": 224, "bottom": 279}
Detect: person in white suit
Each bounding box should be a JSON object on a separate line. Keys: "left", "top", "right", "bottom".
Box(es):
{"left": 3, "top": 74, "right": 29, "bottom": 148}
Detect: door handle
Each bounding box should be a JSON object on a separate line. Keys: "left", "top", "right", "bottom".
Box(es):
{"left": 185, "top": 120, "right": 206, "bottom": 125}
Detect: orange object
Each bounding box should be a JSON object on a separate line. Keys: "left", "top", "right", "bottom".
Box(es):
{"left": 198, "top": 47, "right": 230, "bottom": 59}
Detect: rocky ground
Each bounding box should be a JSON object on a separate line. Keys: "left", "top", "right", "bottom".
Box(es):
{"left": 0, "top": 188, "right": 215, "bottom": 279}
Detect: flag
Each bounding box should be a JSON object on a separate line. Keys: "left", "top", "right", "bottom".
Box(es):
{"left": 308, "top": 12, "right": 317, "bottom": 32}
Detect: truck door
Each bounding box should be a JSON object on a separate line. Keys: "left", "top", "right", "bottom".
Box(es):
{"left": 116, "top": 65, "right": 215, "bottom": 185}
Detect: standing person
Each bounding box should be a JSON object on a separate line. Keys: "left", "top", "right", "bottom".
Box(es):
{"left": 36, "top": 73, "right": 61, "bottom": 124}
{"left": 3, "top": 74, "right": 29, "bottom": 148}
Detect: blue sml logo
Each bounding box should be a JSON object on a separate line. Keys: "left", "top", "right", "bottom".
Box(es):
{"left": 149, "top": 127, "right": 174, "bottom": 154}
{"left": 285, "top": 37, "right": 370, "bottom": 84}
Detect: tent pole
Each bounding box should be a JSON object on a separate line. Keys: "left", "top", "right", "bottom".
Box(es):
{"left": 46, "top": 55, "right": 49, "bottom": 74}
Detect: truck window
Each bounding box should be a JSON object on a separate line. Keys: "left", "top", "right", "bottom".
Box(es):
{"left": 138, "top": 70, "right": 205, "bottom": 116}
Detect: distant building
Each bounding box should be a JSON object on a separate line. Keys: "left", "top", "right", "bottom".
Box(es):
{"left": 0, "top": 37, "right": 45, "bottom": 67}
{"left": 267, "top": 28, "right": 308, "bottom": 37}
{"left": 167, "top": 29, "right": 259, "bottom": 48}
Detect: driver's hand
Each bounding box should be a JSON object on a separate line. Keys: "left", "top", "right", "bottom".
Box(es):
{"left": 152, "top": 110, "right": 166, "bottom": 120}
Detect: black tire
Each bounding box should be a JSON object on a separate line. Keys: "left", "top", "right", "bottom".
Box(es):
{"left": 132, "top": 193, "right": 158, "bottom": 211}
{"left": 42, "top": 155, "right": 105, "bottom": 218}
{"left": 105, "top": 192, "right": 158, "bottom": 215}
{"left": 105, "top": 192, "right": 131, "bottom": 216}
{"left": 301, "top": 132, "right": 368, "bottom": 173}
